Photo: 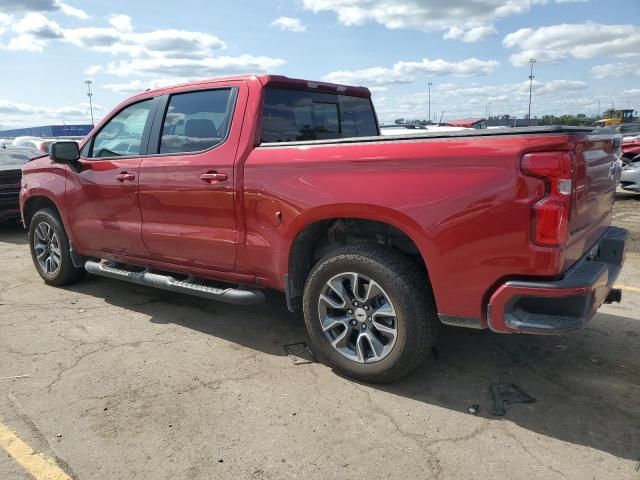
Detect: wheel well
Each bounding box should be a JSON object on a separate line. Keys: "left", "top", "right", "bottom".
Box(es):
{"left": 287, "top": 218, "right": 428, "bottom": 311}
{"left": 22, "top": 196, "right": 59, "bottom": 228}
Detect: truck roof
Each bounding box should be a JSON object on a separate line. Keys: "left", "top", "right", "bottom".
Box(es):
{"left": 137, "top": 74, "right": 372, "bottom": 99}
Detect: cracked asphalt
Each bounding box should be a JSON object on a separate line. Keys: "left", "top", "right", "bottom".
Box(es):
{"left": 1, "top": 193, "right": 639, "bottom": 479}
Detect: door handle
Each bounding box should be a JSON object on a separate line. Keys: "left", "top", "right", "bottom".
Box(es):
{"left": 200, "top": 172, "right": 228, "bottom": 184}
{"left": 115, "top": 172, "right": 136, "bottom": 182}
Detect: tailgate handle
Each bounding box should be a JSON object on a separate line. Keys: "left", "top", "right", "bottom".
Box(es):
{"left": 200, "top": 172, "right": 228, "bottom": 184}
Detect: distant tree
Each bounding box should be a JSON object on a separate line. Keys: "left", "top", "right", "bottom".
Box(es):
{"left": 394, "top": 118, "right": 405, "bottom": 124}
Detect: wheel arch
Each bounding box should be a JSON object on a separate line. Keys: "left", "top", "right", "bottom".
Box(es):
{"left": 284, "top": 206, "right": 437, "bottom": 312}
{"left": 22, "top": 195, "right": 62, "bottom": 229}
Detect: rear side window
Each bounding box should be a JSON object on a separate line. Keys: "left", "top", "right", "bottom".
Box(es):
{"left": 261, "top": 87, "right": 377, "bottom": 143}
{"left": 159, "top": 88, "right": 235, "bottom": 154}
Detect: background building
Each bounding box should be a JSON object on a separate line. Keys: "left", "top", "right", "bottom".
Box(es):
{"left": 0, "top": 124, "right": 93, "bottom": 138}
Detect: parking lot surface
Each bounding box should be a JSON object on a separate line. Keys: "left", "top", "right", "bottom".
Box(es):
{"left": 1, "top": 194, "right": 639, "bottom": 479}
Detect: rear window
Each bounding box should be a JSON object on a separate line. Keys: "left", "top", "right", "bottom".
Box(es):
{"left": 261, "top": 87, "right": 377, "bottom": 143}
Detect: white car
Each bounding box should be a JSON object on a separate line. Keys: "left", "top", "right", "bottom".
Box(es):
{"left": 11, "top": 136, "right": 56, "bottom": 153}
{"left": 620, "top": 156, "right": 640, "bottom": 193}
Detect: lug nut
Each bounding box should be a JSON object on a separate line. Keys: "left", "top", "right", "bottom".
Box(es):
{"left": 367, "top": 316, "right": 372, "bottom": 321}
{"left": 353, "top": 301, "right": 359, "bottom": 307}
{"left": 361, "top": 324, "right": 367, "bottom": 330}
{"left": 350, "top": 319, "right": 357, "bottom": 326}
{"left": 364, "top": 305, "right": 369, "bottom": 311}
{"left": 347, "top": 309, "right": 353, "bottom": 314}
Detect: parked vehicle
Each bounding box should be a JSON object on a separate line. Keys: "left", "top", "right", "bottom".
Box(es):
{"left": 621, "top": 134, "right": 640, "bottom": 163}
{"left": 615, "top": 123, "right": 640, "bottom": 136}
{"left": 620, "top": 156, "right": 640, "bottom": 192}
{"left": 595, "top": 109, "right": 636, "bottom": 128}
{"left": 20, "top": 75, "right": 627, "bottom": 383}
{"left": 446, "top": 118, "right": 487, "bottom": 129}
{"left": 11, "top": 137, "right": 56, "bottom": 153}
{"left": 1, "top": 147, "right": 41, "bottom": 222}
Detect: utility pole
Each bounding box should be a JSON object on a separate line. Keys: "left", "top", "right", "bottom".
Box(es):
{"left": 84, "top": 79, "right": 94, "bottom": 126}
{"left": 428, "top": 81, "right": 433, "bottom": 124}
{"left": 597, "top": 99, "right": 600, "bottom": 118}
{"left": 528, "top": 58, "right": 536, "bottom": 126}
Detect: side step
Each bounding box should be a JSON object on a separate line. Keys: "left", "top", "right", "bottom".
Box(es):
{"left": 84, "top": 260, "right": 265, "bottom": 306}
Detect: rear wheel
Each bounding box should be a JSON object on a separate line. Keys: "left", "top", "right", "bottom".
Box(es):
{"left": 303, "top": 245, "right": 438, "bottom": 383}
{"left": 28, "top": 209, "right": 85, "bottom": 286}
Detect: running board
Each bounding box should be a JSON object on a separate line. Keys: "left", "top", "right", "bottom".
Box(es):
{"left": 84, "top": 260, "right": 265, "bottom": 306}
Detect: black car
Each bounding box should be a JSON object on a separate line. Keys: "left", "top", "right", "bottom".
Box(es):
{"left": 0, "top": 147, "right": 42, "bottom": 223}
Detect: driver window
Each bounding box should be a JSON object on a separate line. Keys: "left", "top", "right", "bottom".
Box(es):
{"left": 90, "top": 99, "right": 153, "bottom": 158}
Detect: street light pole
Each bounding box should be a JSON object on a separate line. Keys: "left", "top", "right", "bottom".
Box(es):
{"left": 428, "top": 82, "right": 433, "bottom": 124}
{"left": 84, "top": 79, "right": 94, "bottom": 126}
{"left": 528, "top": 58, "right": 536, "bottom": 127}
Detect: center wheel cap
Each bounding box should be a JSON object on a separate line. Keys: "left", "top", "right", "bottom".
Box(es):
{"left": 354, "top": 307, "right": 367, "bottom": 322}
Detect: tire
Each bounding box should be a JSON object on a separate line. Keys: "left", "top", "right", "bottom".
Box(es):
{"left": 28, "top": 208, "right": 86, "bottom": 286}
{"left": 303, "top": 245, "right": 438, "bottom": 384}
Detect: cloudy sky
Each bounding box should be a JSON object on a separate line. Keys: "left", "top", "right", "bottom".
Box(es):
{"left": 0, "top": 0, "right": 638, "bottom": 128}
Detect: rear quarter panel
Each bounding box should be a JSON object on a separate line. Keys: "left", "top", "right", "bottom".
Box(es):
{"left": 243, "top": 133, "right": 580, "bottom": 321}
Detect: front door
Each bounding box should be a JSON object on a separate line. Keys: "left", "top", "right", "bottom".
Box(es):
{"left": 66, "top": 99, "right": 155, "bottom": 257}
{"left": 138, "top": 85, "right": 244, "bottom": 271}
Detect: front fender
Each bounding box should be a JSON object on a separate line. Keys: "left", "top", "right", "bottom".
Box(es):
{"left": 20, "top": 160, "right": 72, "bottom": 242}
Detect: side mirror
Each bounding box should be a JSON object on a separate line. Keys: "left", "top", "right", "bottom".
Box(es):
{"left": 49, "top": 141, "right": 80, "bottom": 164}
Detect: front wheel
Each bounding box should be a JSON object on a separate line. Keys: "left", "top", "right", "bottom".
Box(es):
{"left": 302, "top": 245, "right": 438, "bottom": 384}
{"left": 28, "top": 209, "right": 85, "bottom": 286}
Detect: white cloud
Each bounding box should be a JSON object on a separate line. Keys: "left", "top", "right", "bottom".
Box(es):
{"left": 376, "top": 79, "right": 597, "bottom": 122}
{"left": 63, "top": 27, "right": 226, "bottom": 59}
{"left": 108, "top": 14, "right": 133, "bottom": 33}
{"left": 84, "top": 64, "right": 102, "bottom": 76}
{"left": 303, "top": 0, "right": 547, "bottom": 41}
{"left": 103, "top": 77, "right": 193, "bottom": 94}
{"left": 0, "top": 0, "right": 87, "bottom": 19}
{"left": 270, "top": 16, "right": 306, "bottom": 32}
{"left": 104, "top": 55, "right": 286, "bottom": 78}
{"left": 624, "top": 89, "right": 640, "bottom": 96}
{"left": 504, "top": 23, "right": 640, "bottom": 65}
{"left": 443, "top": 25, "right": 497, "bottom": 42}
{"left": 324, "top": 58, "right": 499, "bottom": 85}
{"left": 0, "top": 13, "right": 12, "bottom": 35}
{"left": 591, "top": 62, "right": 639, "bottom": 79}
{"left": 57, "top": 1, "right": 88, "bottom": 19}
{"left": 13, "top": 12, "right": 64, "bottom": 38}
{"left": 3, "top": 12, "right": 64, "bottom": 52}
{"left": 0, "top": 12, "right": 285, "bottom": 80}
{"left": 0, "top": 98, "right": 102, "bottom": 129}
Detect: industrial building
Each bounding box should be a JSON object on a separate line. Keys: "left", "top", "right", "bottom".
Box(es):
{"left": 0, "top": 124, "right": 92, "bottom": 138}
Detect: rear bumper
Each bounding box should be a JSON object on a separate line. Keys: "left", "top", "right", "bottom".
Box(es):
{"left": 487, "top": 226, "right": 628, "bottom": 334}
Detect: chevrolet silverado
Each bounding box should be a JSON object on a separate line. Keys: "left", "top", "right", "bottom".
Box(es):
{"left": 20, "top": 75, "right": 627, "bottom": 383}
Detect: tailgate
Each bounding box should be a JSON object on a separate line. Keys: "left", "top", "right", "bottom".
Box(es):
{"left": 569, "top": 132, "right": 621, "bottom": 247}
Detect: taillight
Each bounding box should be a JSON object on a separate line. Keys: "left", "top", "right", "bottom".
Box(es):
{"left": 521, "top": 152, "right": 574, "bottom": 247}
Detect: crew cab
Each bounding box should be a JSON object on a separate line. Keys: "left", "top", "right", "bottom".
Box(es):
{"left": 20, "top": 75, "right": 627, "bottom": 383}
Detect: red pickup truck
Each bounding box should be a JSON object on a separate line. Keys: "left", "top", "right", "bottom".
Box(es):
{"left": 20, "top": 75, "right": 627, "bottom": 383}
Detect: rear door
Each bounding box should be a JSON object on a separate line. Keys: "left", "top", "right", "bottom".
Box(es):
{"left": 138, "top": 83, "right": 245, "bottom": 271}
